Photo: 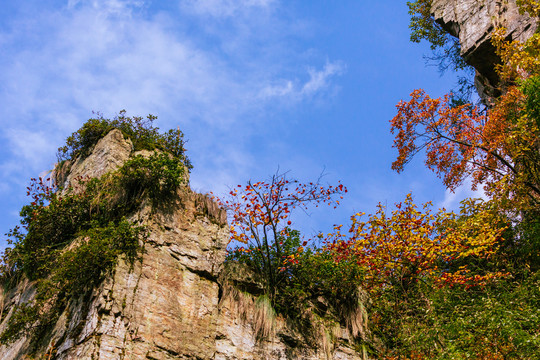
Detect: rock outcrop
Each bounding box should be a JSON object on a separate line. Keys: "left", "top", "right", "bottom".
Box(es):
{"left": 0, "top": 131, "right": 363, "bottom": 359}
{"left": 431, "top": 0, "right": 538, "bottom": 100}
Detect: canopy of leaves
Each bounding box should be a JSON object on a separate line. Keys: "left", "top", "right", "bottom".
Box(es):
{"left": 326, "top": 195, "right": 508, "bottom": 294}
{"left": 57, "top": 110, "right": 192, "bottom": 170}
{"left": 391, "top": 83, "right": 540, "bottom": 212}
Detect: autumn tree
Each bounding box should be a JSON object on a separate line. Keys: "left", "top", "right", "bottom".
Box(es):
{"left": 360, "top": 2, "right": 540, "bottom": 357}
{"left": 325, "top": 194, "right": 507, "bottom": 296}
{"left": 394, "top": 1, "right": 540, "bottom": 212}
{"left": 217, "top": 173, "right": 346, "bottom": 300}
{"left": 391, "top": 86, "right": 540, "bottom": 211}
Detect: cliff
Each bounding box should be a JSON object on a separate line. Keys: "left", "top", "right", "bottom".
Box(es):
{"left": 431, "top": 0, "right": 538, "bottom": 100}
{"left": 0, "top": 130, "right": 364, "bottom": 359}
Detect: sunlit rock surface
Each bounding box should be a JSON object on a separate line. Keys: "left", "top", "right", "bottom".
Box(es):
{"left": 0, "top": 130, "right": 362, "bottom": 359}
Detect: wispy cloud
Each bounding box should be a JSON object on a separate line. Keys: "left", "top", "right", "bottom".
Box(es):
{"left": 302, "top": 61, "right": 346, "bottom": 95}
{"left": 0, "top": 0, "right": 345, "bottom": 239}
{"left": 260, "top": 61, "right": 346, "bottom": 100}
{"left": 180, "top": 0, "right": 276, "bottom": 17}
{"left": 67, "top": 0, "right": 145, "bottom": 15}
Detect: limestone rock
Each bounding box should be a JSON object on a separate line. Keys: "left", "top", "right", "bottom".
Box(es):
{"left": 431, "top": 0, "right": 537, "bottom": 100}
{"left": 60, "top": 129, "right": 134, "bottom": 191}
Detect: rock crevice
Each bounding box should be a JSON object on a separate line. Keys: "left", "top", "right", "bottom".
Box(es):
{"left": 431, "top": 0, "right": 537, "bottom": 100}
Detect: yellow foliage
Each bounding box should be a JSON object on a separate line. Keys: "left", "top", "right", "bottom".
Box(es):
{"left": 327, "top": 195, "right": 508, "bottom": 294}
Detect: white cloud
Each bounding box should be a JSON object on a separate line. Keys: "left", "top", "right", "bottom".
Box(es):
{"left": 68, "top": 0, "right": 145, "bottom": 16}
{"left": 438, "top": 179, "right": 488, "bottom": 211}
{"left": 0, "top": 0, "right": 345, "bottom": 241}
{"left": 260, "top": 80, "right": 294, "bottom": 98}
{"left": 259, "top": 61, "right": 346, "bottom": 100}
{"left": 1, "top": 1, "right": 249, "bottom": 131}
{"left": 301, "top": 61, "right": 346, "bottom": 95}
{"left": 181, "top": 0, "right": 276, "bottom": 17}
{"left": 0, "top": 0, "right": 344, "bottom": 140}
{"left": 5, "top": 129, "right": 56, "bottom": 168}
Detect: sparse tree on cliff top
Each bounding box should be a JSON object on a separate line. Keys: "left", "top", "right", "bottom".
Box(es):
{"left": 216, "top": 173, "right": 346, "bottom": 300}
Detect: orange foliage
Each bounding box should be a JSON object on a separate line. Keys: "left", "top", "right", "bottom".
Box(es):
{"left": 391, "top": 90, "right": 489, "bottom": 191}
{"left": 393, "top": 4, "right": 540, "bottom": 211}
{"left": 218, "top": 175, "right": 346, "bottom": 247}
{"left": 391, "top": 88, "right": 540, "bottom": 210}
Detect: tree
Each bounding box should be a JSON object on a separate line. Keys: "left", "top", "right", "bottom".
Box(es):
{"left": 326, "top": 194, "right": 507, "bottom": 295}
{"left": 216, "top": 173, "right": 346, "bottom": 300}
{"left": 390, "top": 86, "right": 540, "bottom": 211}
{"left": 396, "top": 0, "right": 540, "bottom": 213}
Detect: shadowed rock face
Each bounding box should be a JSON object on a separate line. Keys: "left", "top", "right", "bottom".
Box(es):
{"left": 431, "top": 0, "right": 537, "bottom": 101}
{"left": 0, "top": 130, "right": 363, "bottom": 359}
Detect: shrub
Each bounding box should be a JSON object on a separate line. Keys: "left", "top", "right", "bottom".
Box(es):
{"left": 57, "top": 110, "right": 192, "bottom": 171}
{"left": 118, "top": 153, "right": 187, "bottom": 206}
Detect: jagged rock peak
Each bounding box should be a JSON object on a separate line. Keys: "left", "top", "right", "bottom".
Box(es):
{"left": 55, "top": 129, "right": 134, "bottom": 191}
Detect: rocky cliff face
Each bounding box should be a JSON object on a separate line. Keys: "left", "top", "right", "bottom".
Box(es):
{"left": 0, "top": 130, "right": 363, "bottom": 359}
{"left": 431, "top": 0, "right": 537, "bottom": 100}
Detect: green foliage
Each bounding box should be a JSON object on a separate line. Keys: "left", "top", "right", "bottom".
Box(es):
{"left": 57, "top": 110, "right": 192, "bottom": 170}
{"left": 407, "top": 0, "right": 471, "bottom": 76}
{"left": 119, "top": 153, "right": 186, "bottom": 207}
{"left": 516, "top": 0, "right": 540, "bottom": 18}
{"left": 226, "top": 229, "right": 300, "bottom": 282}
{"left": 437, "top": 278, "right": 540, "bottom": 359}
{"left": 0, "top": 221, "right": 145, "bottom": 345}
{"left": 0, "top": 118, "right": 190, "bottom": 346}
{"left": 407, "top": 0, "right": 446, "bottom": 49}
{"left": 58, "top": 117, "right": 111, "bottom": 160}
{"left": 511, "top": 211, "right": 540, "bottom": 270}
{"left": 521, "top": 74, "right": 540, "bottom": 127}
{"left": 0, "top": 174, "right": 150, "bottom": 345}
{"left": 0, "top": 304, "right": 40, "bottom": 344}
{"left": 226, "top": 229, "right": 305, "bottom": 306}
{"left": 54, "top": 220, "right": 143, "bottom": 297}
{"left": 2, "top": 152, "right": 183, "bottom": 284}
{"left": 289, "top": 244, "right": 365, "bottom": 310}
{"left": 377, "top": 273, "right": 540, "bottom": 359}
{"left": 226, "top": 229, "right": 367, "bottom": 345}
{"left": 2, "top": 154, "right": 185, "bottom": 280}
{"left": 4, "top": 179, "right": 96, "bottom": 281}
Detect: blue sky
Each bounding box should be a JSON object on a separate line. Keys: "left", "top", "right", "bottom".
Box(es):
{"left": 0, "top": 0, "right": 483, "bottom": 247}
